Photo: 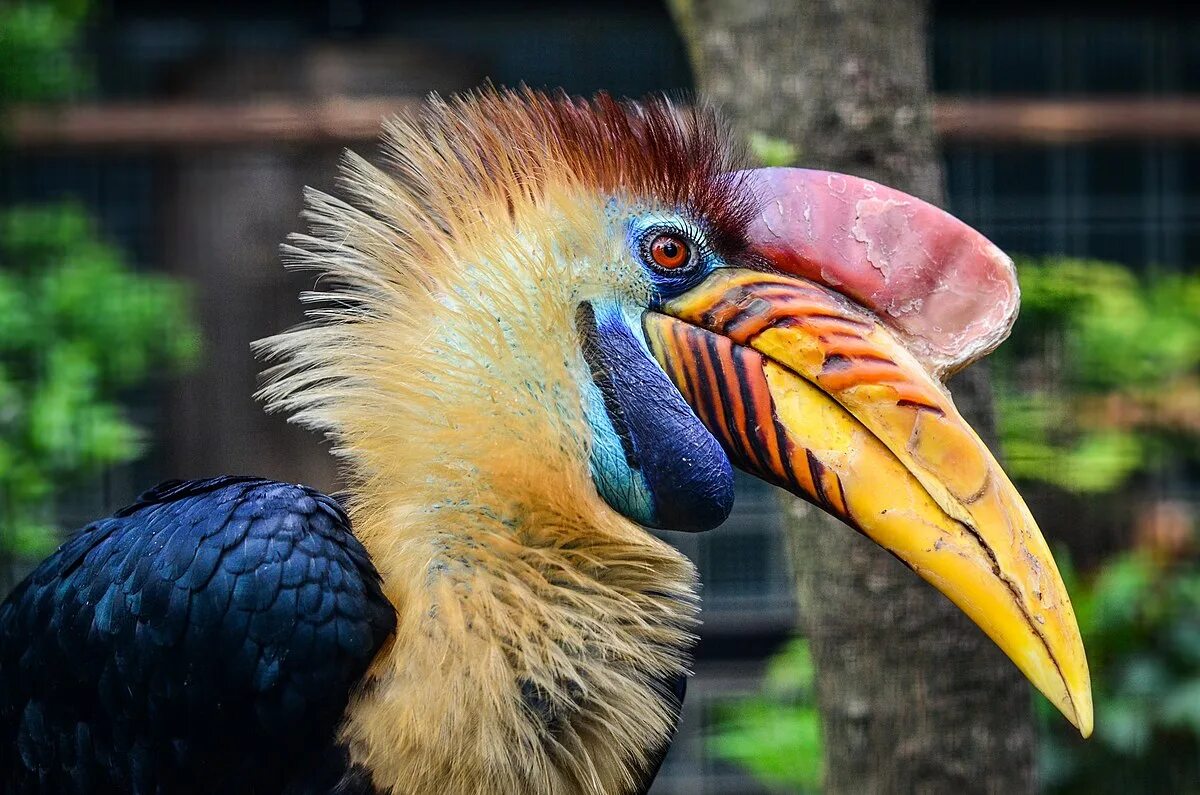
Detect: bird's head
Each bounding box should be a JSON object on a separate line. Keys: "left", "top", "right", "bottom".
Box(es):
{"left": 260, "top": 89, "right": 1091, "bottom": 738}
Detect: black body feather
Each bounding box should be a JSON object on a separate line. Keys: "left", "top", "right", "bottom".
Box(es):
{"left": 0, "top": 477, "right": 395, "bottom": 794}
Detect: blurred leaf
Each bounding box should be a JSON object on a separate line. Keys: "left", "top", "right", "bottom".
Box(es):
{"left": 1119, "top": 655, "right": 1170, "bottom": 698}
{"left": 0, "top": 203, "right": 198, "bottom": 561}
{"left": 1088, "top": 554, "right": 1153, "bottom": 633}
{"left": 1042, "top": 552, "right": 1200, "bottom": 792}
{"left": 710, "top": 701, "right": 823, "bottom": 791}
{"left": 1098, "top": 697, "right": 1153, "bottom": 755}
{"left": 1058, "top": 432, "right": 1143, "bottom": 493}
{"left": 748, "top": 132, "right": 799, "bottom": 168}
{"left": 709, "top": 638, "right": 823, "bottom": 791}
{"left": 996, "top": 257, "right": 1200, "bottom": 494}
{"left": 1160, "top": 680, "right": 1200, "bottom": 735}
{"left": 9, "top": 522, "right": 61, "bottom": 558}
{"left": 1166, "top": 619, "right": 1200, "bottom": 664}
{"left": 0, "top": 0, "right": 90, "bottom": 106}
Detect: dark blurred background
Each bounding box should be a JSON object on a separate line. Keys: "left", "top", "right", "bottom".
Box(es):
{"left": 2, "top": 1, "right": 1199, "bottom": 792}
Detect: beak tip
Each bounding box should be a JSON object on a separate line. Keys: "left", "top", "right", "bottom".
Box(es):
{"left": 1073, "top": 687, "right": 1095, "bottom": 739}
{"left": 1049, "top": 660, "right": 1092, "bottom": 738}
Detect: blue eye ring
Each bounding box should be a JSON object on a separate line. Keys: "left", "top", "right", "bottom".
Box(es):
{"left": 637, "top": 224, "right": 701, "bottom": 277}
{"left": 627, "top": 215, "right": 719, "bottom": 303}
{"left": 646, "top": 231, "right": 690, "bottom": 271}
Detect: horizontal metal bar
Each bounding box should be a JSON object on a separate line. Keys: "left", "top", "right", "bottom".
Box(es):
{"left": 934, "top": 97, "right": 1200, "bottom": 144}
{"left": 7, "top": 96, "right": 1200, "bottom": 150}
{"left": 4, "top": 97, "right": 423, "bottom": 150}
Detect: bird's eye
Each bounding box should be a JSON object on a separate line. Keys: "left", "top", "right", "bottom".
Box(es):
{"left": 648, "top": 233, "right": 690, "bottom": 271}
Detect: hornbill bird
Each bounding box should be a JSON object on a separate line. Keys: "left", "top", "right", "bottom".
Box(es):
{"left": 0, "top": 90, "right": 1092, "bottom": 795}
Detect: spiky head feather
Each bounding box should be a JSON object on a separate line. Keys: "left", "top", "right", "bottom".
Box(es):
{"left": 257, "top": 89, "right": 750, "bottom": 795}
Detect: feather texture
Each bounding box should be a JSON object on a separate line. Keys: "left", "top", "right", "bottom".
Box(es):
{"left": 256, "top": 89, "right": 756, "bottom": 793}
{"left": 0, "top": 477, "right": 394, "bottom": 794}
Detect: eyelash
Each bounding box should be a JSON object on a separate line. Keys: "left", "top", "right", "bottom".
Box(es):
{"left": 638, "top": 223, "right": 710, "bottom": 274}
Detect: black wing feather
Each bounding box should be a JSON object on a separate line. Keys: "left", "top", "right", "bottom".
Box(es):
{"left": 0, "top": 477, "right": 395, "bottom": 795}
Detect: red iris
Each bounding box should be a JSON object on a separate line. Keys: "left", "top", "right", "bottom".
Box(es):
{"left": 649, "top": 233, "right": 689, "bottom": 270}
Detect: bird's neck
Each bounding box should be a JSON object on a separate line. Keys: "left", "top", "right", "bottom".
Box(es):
{"left": 330, "top": 271, "right": 699, "bottom": 793}
{"left": 340, "top": 474, "right": 697, "bottom": 795}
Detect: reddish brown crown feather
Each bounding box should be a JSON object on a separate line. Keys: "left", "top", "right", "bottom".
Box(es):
{"left": 383, "top": 87, "right": 758, "bottom": 262}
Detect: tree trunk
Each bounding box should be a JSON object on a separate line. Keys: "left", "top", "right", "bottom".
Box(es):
{"left": 668, "top": 2, "right": 1037, "bottom": 792}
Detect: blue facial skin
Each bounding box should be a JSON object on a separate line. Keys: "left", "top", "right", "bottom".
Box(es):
{"left": 577, "top": 209, "right": 735, "bottom": 533}
{"left": 623, "top": 211, "right": 720, "bottom": 304}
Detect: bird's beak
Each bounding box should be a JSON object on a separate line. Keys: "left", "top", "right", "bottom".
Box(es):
{"left": 643, "top": 168, "right": 1092, "bottom": 738}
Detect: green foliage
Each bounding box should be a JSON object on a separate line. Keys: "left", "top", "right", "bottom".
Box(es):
{"left": 748, "top": 132, "right": 800, "bottom": 168}
{"left": 991, "top": 257, "right": 1200, "bottom": 790}
{"left": 0, "top": 205, "right": 199, "bottom": 556}
{"left": 711, "top": 556, "right": 1200, "bottom": 794}
{"left": 0, "top": 0, "right": 197, "bottom": 560}
{"left": 997, "top": 392, "right": 1144, "bottom": 493}
{"left": 994, "top": 258, "right": 1200, "bottom": 493}
{"left": 1041, "top": 552, "right": 1200, "bottom": 793}
{"left": 0, "top": 0, "right": 90, "bottom": 105}
{"left": 708, "top": 638, "right": 823, "bottom": 792}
